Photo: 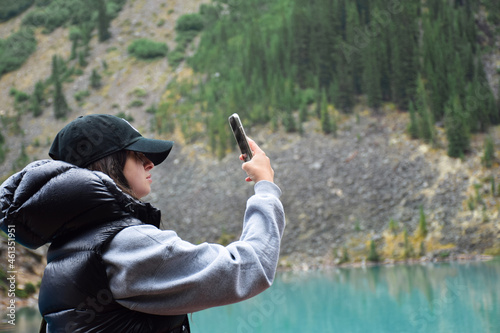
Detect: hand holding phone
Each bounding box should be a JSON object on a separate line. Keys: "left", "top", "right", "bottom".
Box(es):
{"left": 240, "top": 137, "right": 274, "bottom": 183}
{"left": 228, "top": 114, "right": 274, "bottom": 183}
{"left": 228, "top": 113, "right": 253, "bottom": 162}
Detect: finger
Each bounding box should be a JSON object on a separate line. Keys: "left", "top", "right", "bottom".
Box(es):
{"left": 246, "top": 137, "right": 263, "bottom": 155}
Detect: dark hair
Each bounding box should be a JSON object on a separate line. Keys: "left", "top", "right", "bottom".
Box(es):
{"left": 86, "top": 150, "right": 136, "bottom": 198}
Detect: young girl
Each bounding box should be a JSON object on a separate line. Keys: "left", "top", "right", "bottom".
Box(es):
{"left": 0, "top": 114, "right": 285, "bottom": 333}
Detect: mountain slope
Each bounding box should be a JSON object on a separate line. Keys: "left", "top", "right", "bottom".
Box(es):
{"left": 0, "top": 0, "right": 498, "bottom": 286}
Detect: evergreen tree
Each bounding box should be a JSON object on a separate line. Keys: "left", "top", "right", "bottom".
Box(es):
{"left": 418, "top": 206, "right": 428, "bottom": 237}
{"left": 403, "top": 228, "right": 414, "bottom": 259}
{"left": 464, "top": 80, "right": 482, "bottom": 134}
{"left": 320, "top": 89, "right": 332, "bottom": 134}
{"left": 379, "top": 28, "right": 392, "bottom": 102}
{"left": 419, "top": 241, "right": 426, "bottom": 257}
{"left": 30, "top": 80, "right": 44, "bottom": 117}
{"left": 445, "top": 95, "right": 469, "bottom": 158}
{"left": 333, "top": 50, "right": 354, "bottom": 113}
{"left": 69, "top": 27, "right": 81, "bottom": 61}
{"left": 484, "top": 0, "right": 500, "bottom": 25}
{"left": 282, "top": 80, "right": 296, "bottom": 132}
{"left": 52, "top": 55, "right": 69, "bottom": 119}
{"left": 313, "top": 0, "right": 336, "bottom": 90}
{"left": 415, "top": 76, "right": 435, "bottom": 144}
{"left": 407, "top": 101, "right": 419, "bottom": 139}
{"left": 343, "top": 2, "right": 364, "bottom": 95}
{"left": 96, "top": 0, "right": 111, "bottom": 42}
{"left": 367, "top": 240, "right": 380, "bottom": 262}
{"left": 389, "top": 218, "right": 398, "bottom": 235}
{"left": 364, "top": 40, "right": 382, "bottom": 111}
{"left": 78, "top": 51, "right": 87, "bottom": 67}
{"left": 90, "top": 69, "right": 102, "bottom": 89}
{"left": 339, "top": 246, "right": 349, "bottom": 264}
{"left": 390, "top": 0, "right": 419, "bottom": 110}
{"left": 422, "top": 10, "right": 450, "bottom": 120}
{"left": 299, "top": 99, "right": 308, "bottom": 123}
{"left": 70, "top": 38, "right": 78, "bottom": 60}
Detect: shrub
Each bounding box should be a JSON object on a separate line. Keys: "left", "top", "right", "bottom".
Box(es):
{"left": 388, "top": 218, "right": 398, "bottom": 235}
{"left": 146, "top": 104, "right": 157, "bottom": 114}
{"left": 90, "top": 69, "right": 102, "bottom": 89}
{"left": 22, "top": 0, "right": 92, "bottom": 32}
{"left": 9, "top": 88, "right": 30, "bottom": 103}
{"left": 175, "top": 30, "right": 199, "bottom": 48}
{"left": 418, "top": 206, "right": 428, "bottom": 237}
{"left": 367, "top": 240, "right": 380, "bottom": 262}
{"left": 168, "top": 50, "right": 185, "bottom": 67}
{"left": 0, "top": 28, "right": 37, "bottom": 76}
{"left": 31, "top": 81, "right": 45, "bottom": 114}
{"left": 74, "top": 90, "right": 90, "bottom": 102}
{"left": 301, "top": 88, "right": 317, "bottom": 105}
{"left": 128, "top": 100, "right": 144, "bottom": 108}
{"left": 116, "top": 112, "right": 133, "bottom": 122}
{"left": 176, "top": 13, "right": 204, "bottom": 32}
{"left": 131, "top": 87, "right": 147, "bottom": 98}
{"left": 338, "top": 246, "right": 349, "bottom": 265}
{"left": 128, "top": 39, "right": 168, "bottom": 60}
{"left": 23, "top": 282, "right": 36, "bottom": 295}
{"left": 403, "top": 228, "right": 414, "bottom": 259}
{"left": 0, "top": 0, "right": 34, "bottom": 22}
{"left": 199, "top": 3, "right": 221, "bottom": 27}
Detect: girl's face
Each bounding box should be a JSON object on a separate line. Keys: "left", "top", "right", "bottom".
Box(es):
{"left": 123, "top": 151, "right": 154, "bottom": 198}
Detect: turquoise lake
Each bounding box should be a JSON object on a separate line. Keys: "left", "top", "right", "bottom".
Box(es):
{"left": 5, "top": 260, "right": 500, "bottom": 333}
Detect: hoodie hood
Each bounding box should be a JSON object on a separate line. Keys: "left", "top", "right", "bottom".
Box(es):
{"left": 0, "top": 160, "right": 160, "bottom": 249}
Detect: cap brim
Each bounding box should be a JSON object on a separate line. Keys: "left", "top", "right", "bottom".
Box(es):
{"left": 125, "top": 138, "right": 174, "bottom": 165}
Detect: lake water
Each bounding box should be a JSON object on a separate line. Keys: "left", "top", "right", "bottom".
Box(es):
{"left": 3, "top": 260, "right": 499, "bottom": 333}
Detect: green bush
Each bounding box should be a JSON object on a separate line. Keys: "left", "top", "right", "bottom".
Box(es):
{"left": 0, "top": 0, "right": 34, "bottom": 22}
{"left": 22, "top": 0, "right": 92, "bottom": 32}
{"left": 9, "top": 87, "right": 30, "bottom": 103}
{"left": 367, "top": 240, "right": 380, "bottom": 262}
{"left": 128, "top": 100, "right": 144, "bottom": 108}
{"left": 22, "top": 7, "right": 70, "bottom": 32}
{"left": 116, "top": 112, "right": 134, "bottom": 122}
{"left": 175, "top": 30, "right": 199, "bottom": 49}
{"left": 127, "top": 39, "right": 168, "bottom": 60}
{"left": 90, "top": 69, "right": 102, "bottom": 89}
{"left": 74, "top": 90, "right": 90, "bottom": 102}
{"left": 23, "top": 282, "right": 37, "bottom": 295}
{"left": 0, "top": 28, "right": 37, "bottom": 76}
{"left": 176, "top": 13, "right": 204, "bottom": 32}
{"left": 22, "top": 0, "right": 126, "bottom": 33}
{"left": 168, "top": 50, "right": 185, "bottom": 67}
{"left": 199, "top": 3, "right": 221, "bottom": 27}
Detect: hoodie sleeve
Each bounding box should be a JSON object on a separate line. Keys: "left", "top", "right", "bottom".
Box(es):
{"left": 102, "top": 181, "right": 285, "bottom": 316}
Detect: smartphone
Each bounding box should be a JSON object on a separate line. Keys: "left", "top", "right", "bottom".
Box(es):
{"left": 228, "top": 113, "right": 253, "bottom": 162}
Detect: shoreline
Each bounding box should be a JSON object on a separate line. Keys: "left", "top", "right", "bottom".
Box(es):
{"left": 278, "top": 253, "right": 497, "bottom": 272}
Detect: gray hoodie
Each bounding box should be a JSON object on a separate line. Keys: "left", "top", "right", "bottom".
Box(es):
{"left": 103, "top": 180, "right": 285, "bottom": 315}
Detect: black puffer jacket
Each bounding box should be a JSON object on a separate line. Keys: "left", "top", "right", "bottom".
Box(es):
{"left": 0, "top": 160, "right": 188, "bottom": 332}
{"left": 0, "top": 159, "right": 159, "bottom": 249}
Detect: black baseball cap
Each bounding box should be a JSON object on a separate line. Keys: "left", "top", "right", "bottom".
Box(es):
{"left": 49, "top": 114, "right": 174, "bottom": 167}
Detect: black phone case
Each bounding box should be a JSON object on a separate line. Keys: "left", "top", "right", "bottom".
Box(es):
{"left": 229, "top": 114, "right": 253, "bottom": 162}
